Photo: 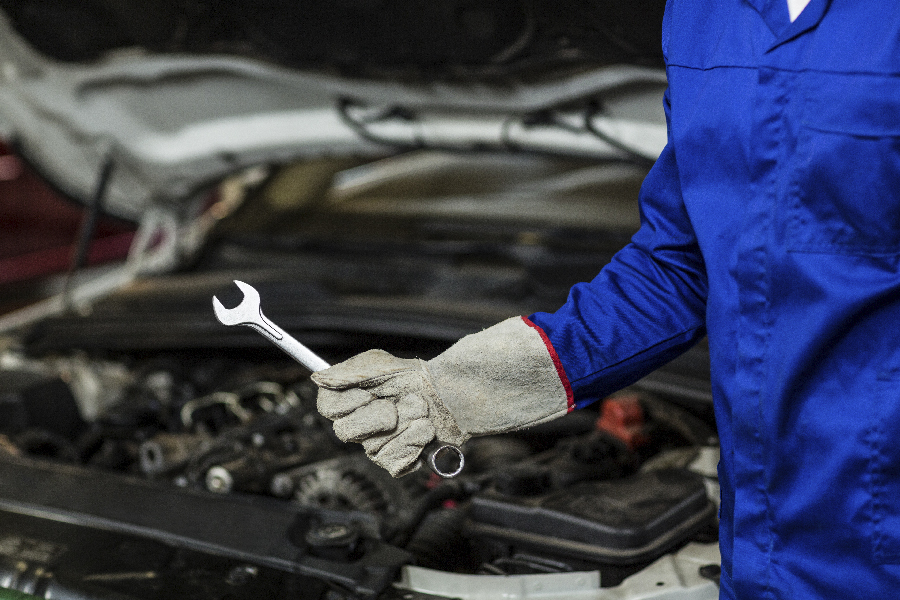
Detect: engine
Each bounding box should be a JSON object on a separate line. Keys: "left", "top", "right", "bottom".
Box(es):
{"left": 0, "top": 348, "right": 719, "bottom": 599}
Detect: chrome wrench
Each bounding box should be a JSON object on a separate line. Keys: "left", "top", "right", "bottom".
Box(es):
{"left": 212, "top": 280, "right": 464, "bottom": 478}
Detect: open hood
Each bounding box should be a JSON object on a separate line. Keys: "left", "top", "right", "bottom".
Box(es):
{"left": 0, "top": 1, "right": 667, "bottom": 222}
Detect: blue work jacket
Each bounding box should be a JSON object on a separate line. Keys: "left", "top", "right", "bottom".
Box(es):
{"left": 529, "top": 0, "right": 900, "bottom": 597}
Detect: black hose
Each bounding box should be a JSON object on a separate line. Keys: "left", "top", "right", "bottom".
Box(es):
{"left": 387, "top": 479, "right": 471, "bottom": 548}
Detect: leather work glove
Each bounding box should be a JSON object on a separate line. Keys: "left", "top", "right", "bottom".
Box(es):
{"left": 312, "top": 317, "right": 572, "bottom": 476}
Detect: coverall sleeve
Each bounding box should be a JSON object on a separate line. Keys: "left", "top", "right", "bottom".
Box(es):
{"left": 528, "top": 89, "right": 708, "bottom": 409}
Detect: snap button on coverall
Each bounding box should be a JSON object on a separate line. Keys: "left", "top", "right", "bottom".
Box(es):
{"left": 529, "top": 0, "right": 900, "bottom": 597}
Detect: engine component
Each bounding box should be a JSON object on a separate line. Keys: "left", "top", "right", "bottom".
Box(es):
{"left": 293, "top": 457, "right": 390, "bottom": 514}
{"left": 0, "top": 454, "right": 411, "bottom": 598}
{"left": 596, "top": 392, "right": 648, "bottom": 449}
{"left": 139, "top": 432, "right": 210, "bottom": 476}
{"left": 205, "top": 452, "right": 309, "bottom": 494}
{"left": 181, "top": 391, "right": 251, "bottom": 431}
{"left": 401, "top": 507, "right": 472, "bottom": 571}
{"left": 11, "top": 429, "right": 77, "bottom": 462}
{"left": 459, "top": 436, "right": 532, "bottom": 474}
{"left": 0, "top": 520, "right": 314, "bottom": 600}
{"left": 304, "top": 521, "right": 363, "bottom": 562}
{"left": 274, "top": 452, "right": 432, "bottom": 547}
{"left": 466, "top": 468, "right": 716, "bottom": 584}
{"left": 0, "top": 370, "right": 84, "bottom": 440}
{"left": 488, "top": 429, "right": 638, "bottom": 497}
{"left": 393, "top": 542, "right": 720, "bottom": 600}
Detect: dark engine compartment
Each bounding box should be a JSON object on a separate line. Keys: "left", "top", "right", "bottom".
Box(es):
{"left": 0, "top": 338, "right": 717, "bottom": 600}
{"left": 0, "top": 155, "right": 718, "bottom": 599}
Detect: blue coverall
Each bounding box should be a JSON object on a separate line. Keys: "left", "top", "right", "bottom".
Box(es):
{"left": 529, "top": 0, "right": 900, "bottom": 597}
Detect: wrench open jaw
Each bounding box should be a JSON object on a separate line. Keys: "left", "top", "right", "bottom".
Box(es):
{"left": 212, "top": 280, "right": 465, "bottom": 478}
{"left": 213, "top": 280, "right": 283, "bottom": 341}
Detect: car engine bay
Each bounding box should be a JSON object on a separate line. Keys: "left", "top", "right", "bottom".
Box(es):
{"left": 0, "top": 346, "right": 719, "bottom": 600}
{"left": 0, "top": 152, "right": 720, "bottom": 600}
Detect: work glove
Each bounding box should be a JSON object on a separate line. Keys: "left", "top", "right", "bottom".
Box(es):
{"left": 312, "top": 316, "right": 572, "bottom": 476}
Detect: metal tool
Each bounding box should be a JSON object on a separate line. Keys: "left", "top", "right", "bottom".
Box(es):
{"left": 212, "top": 280, "right": 465, "bottom": 478}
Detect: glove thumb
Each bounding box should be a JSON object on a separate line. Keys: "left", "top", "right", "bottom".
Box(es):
{"left": 311, "top": 349, "right": 420, "bottom": 390}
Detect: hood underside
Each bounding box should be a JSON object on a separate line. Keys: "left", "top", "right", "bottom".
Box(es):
{"left": 0, "top": 1, "right": 668, "bottom": 221}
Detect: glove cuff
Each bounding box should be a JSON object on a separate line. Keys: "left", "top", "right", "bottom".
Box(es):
{"left": 426, "top": 316, "right": 573, "bottom": 439}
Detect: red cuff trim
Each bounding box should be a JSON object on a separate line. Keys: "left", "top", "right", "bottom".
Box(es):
{"left": 521, "top": 316, "right": 575, "bottom": 412}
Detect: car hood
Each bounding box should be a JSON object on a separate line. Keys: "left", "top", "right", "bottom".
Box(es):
{"left": 0, "top": 2, "right": 667, "bottom": 222}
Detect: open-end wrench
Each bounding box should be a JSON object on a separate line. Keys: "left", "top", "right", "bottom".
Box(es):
{"left": 212, "top": 280, "right": 464, "bottom": 478}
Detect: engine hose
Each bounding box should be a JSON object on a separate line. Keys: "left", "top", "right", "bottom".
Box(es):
{"left": 387, "top": 479, "right": 470, "bottom": 548}
{"left": 403, "top": 507, "right": 471, "bottom": 572}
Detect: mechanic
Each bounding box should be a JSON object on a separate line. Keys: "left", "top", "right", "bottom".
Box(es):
{"left": 313, "top": 0, "right": 900, "bottom": 597}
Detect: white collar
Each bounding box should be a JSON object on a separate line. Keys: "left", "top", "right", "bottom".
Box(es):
{"left": 787, "top": 0, "right": 812, "bottom": 22}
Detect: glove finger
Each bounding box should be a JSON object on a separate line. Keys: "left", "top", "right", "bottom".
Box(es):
{"left": 358, "top": 392, "right": 428, "bottom": 453}
{"left": 311, "top": 350, "right": 418, "bottom": 389}
{"left": 395, "top": 391, "right": 429, "bottom": 422}
{"left": 361, "top": 394, "right": 428, "bottom": 456}
{"left": 369, "top": 418, "right": 435, "bottom": 478}
{"left": 361, "top": 429, "right": 393, "bottom": 455}
{"left": 331, "top": 398, "right": 398, "bottom": 442}
{"left": 317, "top": 387, "right": 374, "bottom": 419}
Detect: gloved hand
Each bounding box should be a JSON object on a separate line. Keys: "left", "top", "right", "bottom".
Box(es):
{"left": 312, "top": 316, "right": 572, "bottom": 476}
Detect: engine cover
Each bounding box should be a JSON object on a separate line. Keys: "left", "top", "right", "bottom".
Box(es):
{"left": 466, "top": 468, "right": 715, "bottom": 567}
